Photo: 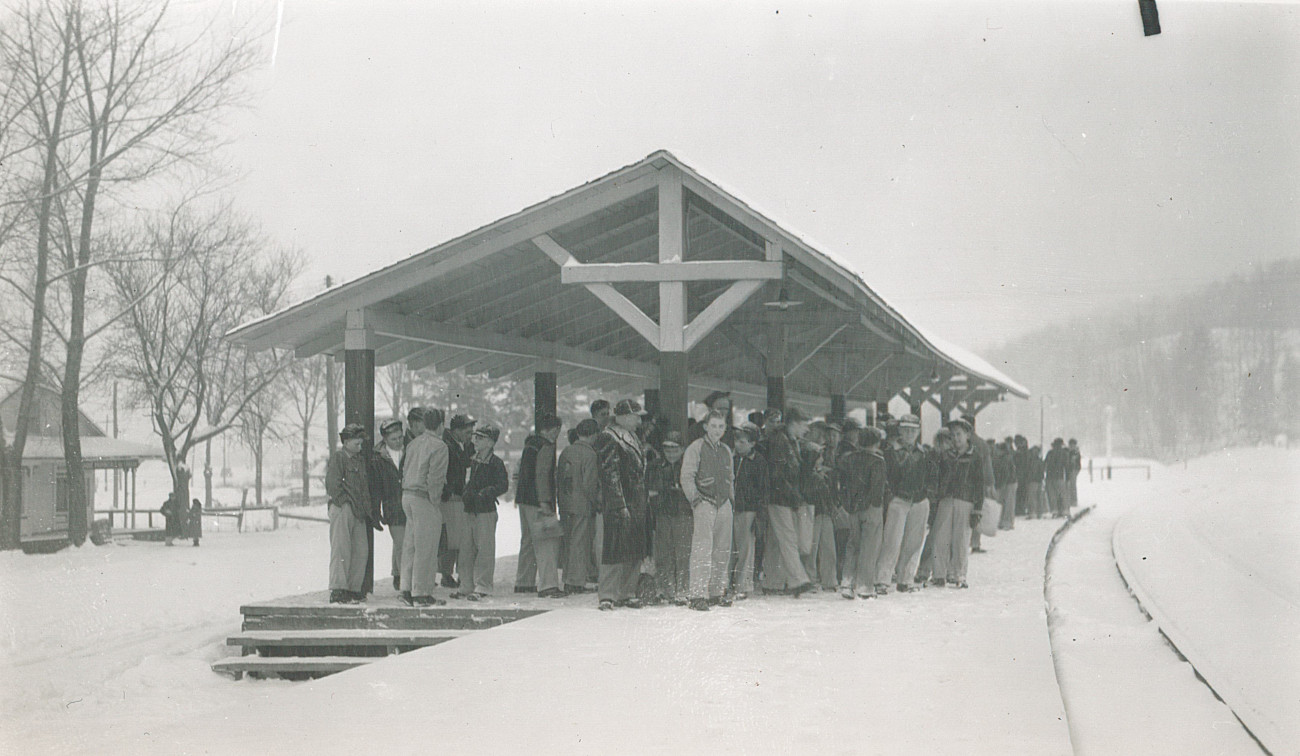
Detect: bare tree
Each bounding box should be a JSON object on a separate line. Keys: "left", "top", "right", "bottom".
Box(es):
{"left": 284, "top": 356, "right": 326, "bottom": 506}
{"left": 105, "top": 206, "right": 301, "bottom": 518}
{"left": 0, "top": 0, "right": 259, "bottom": 547}
{"left": 0, "top": 4, "right": 78, "bottom": 550}
{"left": 378, "top": 362, "right": 408, "bottom": 420}
{"left": 237, "top": 358, "right": 285, "bottom": 507}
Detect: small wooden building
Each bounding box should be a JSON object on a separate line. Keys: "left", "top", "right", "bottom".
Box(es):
{"left": 0, "top": 384, "right": 159, "bottom": 547}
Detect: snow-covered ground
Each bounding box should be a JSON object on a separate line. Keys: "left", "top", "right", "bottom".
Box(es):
{"left": 1113, "top": 448, "right": 1299, "bottom": 755}
{"left": 0, "top": 502, "right": 521, "bottom": 754}
{"left": 110, "top": 516, "right": 1072, "bottom": 756}
{"left": 3, "top": 448, "right": 1294, "bottom": 754}
{"left": 1048, "top": 447, "right": 1299, "bottom": 755}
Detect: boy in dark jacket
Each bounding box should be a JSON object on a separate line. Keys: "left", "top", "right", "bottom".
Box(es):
{"left": 369, "top": 419, "right": 406, "bottom": 589}
{"left": 516, "top": 414, "right": 564, "bottom": 597}
{"left": 730, "top": 423, "right": 769, "bottom": 599}
{"left": 457, "top": 425, "right": 509, "bottom": 600}
{"left": 649, "top": 431, "right": 692, "bottom": 605}
{"left": 930, "top": 419, "right": 986, "bottom": 588}
{"left": 838, "top": 426, "right": 890, "bottom": 598}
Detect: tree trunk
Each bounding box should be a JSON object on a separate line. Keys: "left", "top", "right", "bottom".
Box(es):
{"left": 204, "top": 438, "right": 213, "bottom": 508}
{"left": 301, "top": 421, "right": 310, "bottom": 505}
{"left": 61, "top": 358, "right": 89, "bottom": 547}
{"left": 254, "top": 433, "right": 264, "bottom": 506}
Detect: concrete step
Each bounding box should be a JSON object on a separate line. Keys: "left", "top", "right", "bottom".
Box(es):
{"left": 211, "top": 655, "right": 373, "bottom": 680}
{"left": 239, "top": 601, "right": 545, "bottom": 631}
{"left": 227, "top": 628, "right": 471, "bottom": 656}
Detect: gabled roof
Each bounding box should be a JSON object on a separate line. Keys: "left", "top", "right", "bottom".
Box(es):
{"left": 228, "top": 150, "right": 1027, "bottom": 408}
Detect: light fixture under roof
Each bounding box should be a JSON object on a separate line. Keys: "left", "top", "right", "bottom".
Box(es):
{"left": 763, "top": 285, "right": 802, "bottom": 311}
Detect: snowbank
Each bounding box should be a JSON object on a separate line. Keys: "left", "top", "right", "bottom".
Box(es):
{"left": 0, "top": 502, "right": 523, "bottom": 754}
{"left": 103, "top": 519, "right": 1072, "bottom": 755}
{"left": 1047, "top": 466, "right": 1262, "bottom": 755}
{"left": 1113, "top": 448, "right": 1300, "bottom": 755}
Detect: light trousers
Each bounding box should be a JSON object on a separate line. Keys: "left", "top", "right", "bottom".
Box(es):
{"left": 729, "top": 511, "right": 757, "bottom": 594}
{"left": 763, "top": 505, "right": 811, "bottom": 590}
{"left": 797, "top": 504, "right": 816, "bottom": 578}
{"left": 388, "top": 523, "right": 406, "bottom": 578}
{"left": 519, "top": 505, "right": 560, "bottom": 592}
{"left": 561, "top": 510, "right": 595, "bottom": 587}
{"left": 998, "top": 484, "right": 1018, "bottom": 530}
{"left": 931, "top": 497, "right": 973, "bottom": 583}
{"left": 808, "top": 513, "right": 838, "bottom": 589}
{"left": 459, "top": 510, "right": 497, "bottom": 595}
{"left": 328, "top": 504, "right": 368, "bottom": 592}
{"left": 654, "top": 512, "right": 692, "bottom": 599}
{"left": 841, "top": 506, "right": 883, "bottom": 591}
{"left": 438, "top": 496, "right": 466, "bottom": 578}
{"left": 400, "top": 492, "right": 443, "bottom": 596}
{"left": 688, "top": 501, "right": 733, "bottom": 600}
{"left": 877, "top": 497, "right": 929, "bottom": 586}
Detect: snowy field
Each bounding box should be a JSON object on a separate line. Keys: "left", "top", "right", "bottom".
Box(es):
{"left": 1, "top": 449, "right": 1294, "bottom": 754}
{"left": 1112, "top": 448, "right": 1299, "bottom": 755}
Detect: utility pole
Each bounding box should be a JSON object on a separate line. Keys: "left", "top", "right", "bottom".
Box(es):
{"left": 112, "top": 381, "right": 119, "bottom": 509}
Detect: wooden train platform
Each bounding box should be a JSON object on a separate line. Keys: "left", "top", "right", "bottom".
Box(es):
{"left": 213, "top": 589, "right": 547, "bottom": 680}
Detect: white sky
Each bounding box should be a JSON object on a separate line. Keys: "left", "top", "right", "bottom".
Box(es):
{"left": 210, "top": 0, "right": 1299, "bottom": 350}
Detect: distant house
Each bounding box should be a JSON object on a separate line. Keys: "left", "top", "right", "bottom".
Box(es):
{"left": 0, "top": 383, "right": 160, "bottom": 548}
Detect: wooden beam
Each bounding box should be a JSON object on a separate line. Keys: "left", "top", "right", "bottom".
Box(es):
{"left": 785, "top": 322, "right": 849, "bottom": 380}
{"left": 683, "top": 279, "right": 765, "bottom": 352}
{"left": 787, "top": 269, "right": 854, "bottom": 312}
{"left": 533, "top": 233, "right": 660, "bottom": 349}
{"left": 295, "top": 330, "right": 345, "bottom": 359}
{"left": 560, "top": 260, "right": 781, "bottom": 283}
{"left": 233, "top": 168, "right": 661, "bottom": 350}
{"left": 584, "top": 283, "right": 660, "bottom": 348}
{"left": 845, "top": 353, "right": 893, "bottom": 396}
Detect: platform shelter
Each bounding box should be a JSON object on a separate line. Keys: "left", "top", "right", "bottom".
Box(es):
{"left": 228, "top": 150, "right": 1027, "bottom": 450}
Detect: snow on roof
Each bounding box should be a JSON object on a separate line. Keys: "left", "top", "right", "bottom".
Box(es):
{"left": 7, "top": 435, "right": 163, "bottom": 462}
{"left": 659, "top": 148, "right": 1030, "bottom": 398}
{"left": 230, "top": 148, "right": 1028, "bottom": 398}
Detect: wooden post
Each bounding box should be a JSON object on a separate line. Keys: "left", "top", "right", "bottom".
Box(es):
{"left": 345, "top": 310, "right": 376, "bottom": 595}
{"left": 643, "top": 388, "right": 661, "bottom": 419}
{"left": 830, "top": 394, "right": 846, "bottom": 423}
{"left": 534, "top": 371, "right": 557, "bottom": 431}
{"left": 659, "top": 353, "right": 689, "bottom": 436}
{"left": 658, "top": 168, "right": 689, "bottom": 437}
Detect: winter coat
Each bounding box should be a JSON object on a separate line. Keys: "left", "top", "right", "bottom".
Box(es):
{"left": 326, "top": 446, "right": 372, "bottom": 523}
{"left": 1015, "top": 448, "right": 1038, "bottom": 488}
{"left": 516, "top": 435, "right": 557, "bottom": 510}
{"left": 940, "top": 447, "right": 986, "bottom": 509}
{"left": 733, "top": 451, "right": 771, "bottom": 513}
{"left": 557, "top": 438, "right": 600, "bottom": 517}
{"left": 798, "top": 442, "right": 835, "bottom": 516}
{"left": 368, "top": 446, "right": 405, "bottom": 526}
{"left": 681, "top": 436, "right": 735, "bottom": 507}
{"left": 442, "top": 431, "right": 475, "bottom": 501}
{"left": 463, "top": 454, "right": 509, "bottom": 514}
{"left": 593, "top": 425, "right": 652, "bottom": 564}
{"left": 992, "top": 448, "right": 1017, "bottom": 490}
{"left": 838, "top": 447, "right": 890, "bottom": 514}
{"left": 885, "top": 442, "right": 933, "bottom": 503}
{"left": 648, "top": 455, "right": 692, "bottom": 518}
{"left": 971, "top": 435, "right": 996, "bottom": 498}
{"left": 401, "top": 433, "right": 448, "bottom": 501}
{"left": 160, "top": 494, "right": 185, "bottom": 537}
{"left": 766, "top": 430, "right": 804, "bottom": 508}
{"left": 1044, "top": 447, "right": 1070, "bottom": 481}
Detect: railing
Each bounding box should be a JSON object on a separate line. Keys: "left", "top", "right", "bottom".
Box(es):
{"left": 1087, "top": 460, "right": 1152, "bottom": 481}
{"left": 94, "top": 504, "right": 329, "bottom": 533}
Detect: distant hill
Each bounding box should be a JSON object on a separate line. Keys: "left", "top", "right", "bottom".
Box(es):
{"left": 977, "top": 258, "right": 1300, "bottom": 459}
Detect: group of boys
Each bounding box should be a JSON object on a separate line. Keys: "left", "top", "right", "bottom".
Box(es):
{"left": 324, "top": 390, "right": 1078, "bottom": 608}
{"left": 323, "top": 408, "right": 507, "bottom": 605}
